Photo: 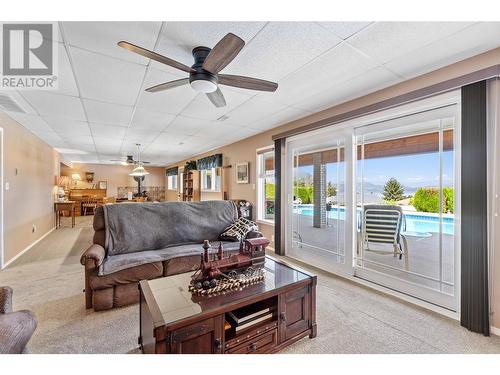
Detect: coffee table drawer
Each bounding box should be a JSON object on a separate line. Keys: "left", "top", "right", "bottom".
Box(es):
{"left": 225, "top": 328, "right": 277, "bottom": 354}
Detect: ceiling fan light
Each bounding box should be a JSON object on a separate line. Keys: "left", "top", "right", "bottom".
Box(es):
{"left": 129, "top": 165, "right": 149, "bottom": 177}
{"left": 190, "top": 79, "right": 217, "bottom": 93}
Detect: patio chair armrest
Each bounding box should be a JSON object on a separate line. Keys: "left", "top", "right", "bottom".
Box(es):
{"left": 0, "top": 286, "right": 13, "bottom": 314}
{"left": 80, "top": 244, "right": 105, "bottom": 269}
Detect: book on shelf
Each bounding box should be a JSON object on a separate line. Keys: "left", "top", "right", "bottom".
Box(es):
{"left": 227, "top": 305, "right": 271, "bottom": 325}
{"left": 234, "top": 312, "right": 273, "bottom": 332}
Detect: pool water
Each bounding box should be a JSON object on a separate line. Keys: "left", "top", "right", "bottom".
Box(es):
{"left": 294, "top": 205, "right": 454, "bottom": 235}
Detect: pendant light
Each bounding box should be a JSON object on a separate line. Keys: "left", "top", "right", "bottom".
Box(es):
{"left": 129, "top": 144, "right": 149, "bottom": 177}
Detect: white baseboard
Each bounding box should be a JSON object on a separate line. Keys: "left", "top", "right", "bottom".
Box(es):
{"left": 491, "top": 326, "right": 500, "bottom": 336}
{"left": 1, "top": 227, "right": 55, "bottom": 269}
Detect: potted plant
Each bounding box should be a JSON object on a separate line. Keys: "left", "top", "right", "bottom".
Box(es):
{"left": 184, "top": 160, "right": 197, "bottom": 172}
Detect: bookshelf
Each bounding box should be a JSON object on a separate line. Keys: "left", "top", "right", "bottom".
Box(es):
{"left": 182, "top": 170, "right": 201, "bottom": 201}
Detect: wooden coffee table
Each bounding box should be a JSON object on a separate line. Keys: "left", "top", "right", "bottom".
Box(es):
{"left": 139, "top": 255, "right": 317, "bottom": 354}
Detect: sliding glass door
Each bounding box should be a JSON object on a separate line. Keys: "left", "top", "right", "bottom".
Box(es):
{"left": 354, "top": 105, "right": 459, "bottom": 309}
{"left": 286, "top": 129, "right": 354, "bottom": 276}
{"left": 285, "top": 94, "right": 460, "bottom": 311}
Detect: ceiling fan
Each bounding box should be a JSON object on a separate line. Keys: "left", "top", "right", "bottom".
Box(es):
{"left": 110, "top": 155, "right": 151, "bottom": 166}
{"left": 117, "top": 33, "right": 278, "bottom": 108}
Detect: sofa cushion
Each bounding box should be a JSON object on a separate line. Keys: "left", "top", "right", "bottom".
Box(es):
{"left": 103, "top": 201, "right": 238, "bottom": 256}
{"left": 99, "top": 241, "right": 241, "bottom": 276}
{"left": 90, "top": 262, "right": 163, "bottom": 289}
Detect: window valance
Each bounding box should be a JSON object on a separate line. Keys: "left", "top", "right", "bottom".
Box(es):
{"left": 197, "top": 153, "right": 223, "bottom": 170}
{"left": 166, "top": 167, "right": 179, "bottom": 176}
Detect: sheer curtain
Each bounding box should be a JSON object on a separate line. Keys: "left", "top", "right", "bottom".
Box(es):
{"left": 487, "top": 77, "right": 500, "bottom": 333}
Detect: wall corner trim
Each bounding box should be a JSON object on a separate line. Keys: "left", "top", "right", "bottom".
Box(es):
{"left": 491, "top": 326, "right": 500, "bottom": 337}
{"left": 1, "top": 226, "right": 55, "bottom": 269}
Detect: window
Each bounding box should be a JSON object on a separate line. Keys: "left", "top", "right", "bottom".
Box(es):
{"left": 167, "top": 175, "right": 177, "bottom": 190}
{"left": 257, "top": 148, "right": 275, "bottom": 222}
{"left": 201, "top": 167, "right": 221, "bottom": 192}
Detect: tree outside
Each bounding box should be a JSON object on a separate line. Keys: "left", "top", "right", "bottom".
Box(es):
{"left": 383, "top": 177, "right": 405, "bottom": 203}
{"left": 327, "top": 181, "right": 337, "bottom": 197}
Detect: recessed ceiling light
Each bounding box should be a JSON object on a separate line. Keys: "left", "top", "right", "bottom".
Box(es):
{"left": 216, "top": 115, "right": 229, "bottom": 122}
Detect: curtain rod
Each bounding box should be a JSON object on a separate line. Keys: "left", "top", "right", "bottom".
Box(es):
{"left": 272, "top": 64, "right": 500, "bottom": 141}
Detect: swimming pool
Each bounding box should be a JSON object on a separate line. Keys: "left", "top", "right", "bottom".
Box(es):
{"left": 294, "top": 205, "right": 454, "bottom": 235}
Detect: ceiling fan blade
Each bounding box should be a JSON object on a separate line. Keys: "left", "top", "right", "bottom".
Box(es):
{"left": 145, "top": 78, "right": 190, "bottom": 93}
{"left": 118, "top": 41, "right": 194, "bottom": 74}
{"left": 218, "top": 74, "right": 278, "bottom": 92}
{"left": 206, "top": 88, "right": 226, "bottom": 108}
{"left": 202, "top": 33, "right": 245, "bottom": 74}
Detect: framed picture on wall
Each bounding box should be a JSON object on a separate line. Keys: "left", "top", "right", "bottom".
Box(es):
{"left": 235, "top": 162, "right": 249, "bottom": 184}
{"left": 98, "top": 181, "right": 107, "bottom": 189}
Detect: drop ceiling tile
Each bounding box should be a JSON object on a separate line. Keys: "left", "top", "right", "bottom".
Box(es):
{"left": 93, "top": 137, "right": 123, "bottom": 147}
{"left": 164, "top": 115, "right": 209, "bottom": 136}
{"left": 2, "top": 92, "right": 37, "bottom": 114}
{"left": 43, "top": 116, "right": 91, "bottom": 135}
{"left": 21, "top": 91, "right": 86, "bottom": 120}
{"left": 54, "top": 43, "right": 79, "bottom": 96}
{"left": 384, "top": 22, "right": 500, "bottom": 79}
{"left": 83, "top": 99, "right": 134, "bottom": 126}
{"left": 248, "top": 106, "right": 311, "bottom": 131}
{"left": 30, "top": 130, "right": 66, "bottom": 147}
{"left": 271, "top": 43, "right": 377, "bottom": 107}
{"left": 5, "top": 112, "right": 53, "bottom": 133}
{"left": 180, "top": 90, "right": 252, "bottom": 121}
{"left": 154, "top": 22, "right": 265, "bottom": 74}
{"left": 90, "top": 123, "right": 127, "bottom": 138}
{"left": 123, "top": 128, "right": 162, "bottom": 144}
{"left": 94, "top": 138, "right": 123, "bottom": 156}
{"left": 294, "top": 67, "right": 401, "bottom": 113}
{"left": 95, "top": 144, "right": 121, "bottom": 155}
{"left": 152, "top": 131, "right": 189, "bottom": 147}
{"left": 130, "top": 107, "right": 175, "bottom": 131}
{"left": 136, "top": 68, "right": 197, "bottom": 114}
{"left": 192, "top": 122, "right": 242, "bottom": 140}
{"left": 69, "top": 47, "right": 146, "bottom": 105}
{"left": 347, "top": 22, "right": 474, "bottom": 64}
{"left": 223, "top": 22, "right": 342, "bottom": 82}
{"left": 224, "top": 95, "right": 288, "bottom": 127}
{"left": 59, "top": 136, "right": 94, "bottom": 150}
{"left": 62, "top": 22, "right": 162, "bottom": 65}
{"left": 317, "top": 22, "right": 372, "bottom": 40}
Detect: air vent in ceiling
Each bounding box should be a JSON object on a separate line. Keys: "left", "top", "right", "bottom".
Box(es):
{"left": 0, "top": 93, "right": 26, "bottom": 113}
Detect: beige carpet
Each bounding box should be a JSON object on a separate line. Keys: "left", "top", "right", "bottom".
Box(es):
{"left": 1, "top": 215, "right": 500, "bottom": 354}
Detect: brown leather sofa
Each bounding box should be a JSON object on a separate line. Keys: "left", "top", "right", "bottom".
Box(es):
{"left": 80, "top": 201, "right": 260, "bottom": 311}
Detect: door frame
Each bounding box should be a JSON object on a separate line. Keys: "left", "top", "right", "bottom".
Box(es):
{"left": 283, "top": 90, "right": 461, "bottom": 311}
{"left": 0, "top": 127, "right": 4, "bottom": 269}
{"left": 284, "top": 125, "right": 355, "bottom": 277}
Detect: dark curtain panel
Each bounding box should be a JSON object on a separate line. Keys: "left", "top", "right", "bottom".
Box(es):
{"left": 274, "top": 139, "right": 284, "bottom": 255}
{"left": 197, "top": 153, "right": 223, "bottom": 170}
{"left": 461, "top": 80, "right": 489, "bottom": 336}
{"left": 165, "top": 167, "right": 178, "bottom": 176}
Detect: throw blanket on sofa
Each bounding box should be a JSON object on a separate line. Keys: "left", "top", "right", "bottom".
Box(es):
{"left": 103, "top": 200, "right": 238, "bottom": 257}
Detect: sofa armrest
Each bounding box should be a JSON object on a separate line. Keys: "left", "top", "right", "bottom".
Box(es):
{"left": 80, "top": 244, "right": 105, "bottom": 269}
{"left": 0, "top": 286, "right": 13, "bottom": 314}
{"left": 246, "top": 230, "right": 263, "bottom": 239}
{"left": 0, "top": 310, "right": 37, "bottom": 354}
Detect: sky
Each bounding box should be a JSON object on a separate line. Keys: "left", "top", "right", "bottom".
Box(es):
{"left": 297, "top": 150, "right": 455, "bottom": 191}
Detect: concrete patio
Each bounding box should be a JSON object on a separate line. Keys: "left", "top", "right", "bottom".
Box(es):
{"left": 292, "top": 214, "right": 455, "bottom": 295}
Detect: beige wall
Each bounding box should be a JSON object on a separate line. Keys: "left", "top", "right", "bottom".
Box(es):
{"left": 60, "top": 163, "right": 166, "bottom": 198}
{"left": 165, "top": 48, "right": 500, "bottom": 326}
{"left": 1, "top": 112, "right": 60, "bottom": 265}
